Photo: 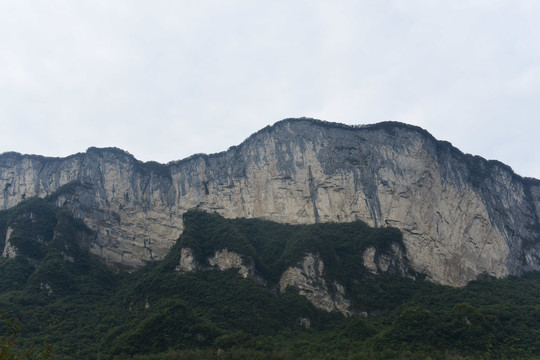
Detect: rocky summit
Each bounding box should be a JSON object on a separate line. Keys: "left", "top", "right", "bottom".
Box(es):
{"left": 1, "top": 118, "right": 540, "bottom": 286}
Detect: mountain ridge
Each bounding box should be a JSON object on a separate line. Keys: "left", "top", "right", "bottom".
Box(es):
{"left": 1, "top": 118, "right": 540, "bottom": 286}
{"left": 2, "top": 118, "right": 526, "bottom": 178}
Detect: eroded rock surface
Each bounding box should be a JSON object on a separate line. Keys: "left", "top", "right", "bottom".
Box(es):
{"left": 362, "top": 244, "right": 410, "bottom": 276}
{"left": 279, "top": 253, "right": 351, "bottom": 315}
{"left": 1, "top": 119, "right": 540, "bottom": 286}
{"left": 2, "top": 227, "right": 17, "bottom": 259}
{"left": 208, "top": 249, "right": 260, "bottom": 281}
{"left": 176, "top": 248, "right": 200, "bottom": 273}
{"left": 177, "top": 247, "right": 265, "bottom": 285}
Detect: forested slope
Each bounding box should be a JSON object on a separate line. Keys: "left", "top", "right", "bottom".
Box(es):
{"left": 0, "top": 198, "right": 539, "bottom": 359}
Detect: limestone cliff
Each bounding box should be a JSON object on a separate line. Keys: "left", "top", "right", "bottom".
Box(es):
{"left": 279, "top": 253, "right": 351, "bottom": 315}
{"left": 1, "top": 118, "right": 540, "bottom": 286}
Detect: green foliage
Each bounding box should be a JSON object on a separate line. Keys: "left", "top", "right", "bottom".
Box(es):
{"left": 384, "top": 306, "right": 440, "bottom": 346}
{"left": 177, "top": 210, "right": 406, "bottom": 287}
{"left": 108, "top": 299, "right": 207, "bottom": 355}
{"left": 0, "top": 204, "right": 539, "bottom": 359}
{"left": 136, "top": 161, "right": 171, "bottom": 179}
{"left": 441, "top": 302, "right": 495, "bottom": 351}
{"left": 4, "top": 198, "right": 57, "bottom": 262}
{"left": 0, "top": 312, "right": 53, "bottom": 360}
{"left": 0, "top": 258, "right": 34, "bottom": 293}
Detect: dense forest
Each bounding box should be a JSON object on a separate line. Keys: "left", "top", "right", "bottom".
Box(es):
{"left": 0, "top": 197, "right": 539, "bottom": 359}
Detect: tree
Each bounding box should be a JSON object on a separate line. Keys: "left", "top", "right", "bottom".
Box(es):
{"left": 0, "top": 313, "right": 52, "bottom": 360}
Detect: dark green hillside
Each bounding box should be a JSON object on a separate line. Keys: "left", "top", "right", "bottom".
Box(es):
{"left": 176, "top": 210, "right": 408, "bottom": 290}
{"left": 0, "top": 201, "right": 539, "bottom": 359}
{"left": 0, "top": 198, "right": 118, "bottom": 358}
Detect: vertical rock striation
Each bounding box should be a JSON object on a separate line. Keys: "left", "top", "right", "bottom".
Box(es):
{"left": 1, "top": 118, "right": 539, "bottom": 286}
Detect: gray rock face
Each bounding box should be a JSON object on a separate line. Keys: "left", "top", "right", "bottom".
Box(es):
{"left": 2, "top": 227, "right": 17, "bottom": 259}
{"left": 279, "top": 252, "right": 351, "bottom": 315}
{"left": 176, "top": 248, "right": 200, "bottom": 273}
{"left": 362, "top": 243, "right": 409, "bottom": 276}
{"left": 1, "top": 119, "right": 540, "bottom": 286}
{"left": 176, "top": 247, "right": 266, "bottom": 285}
{"left": 207, "top": 249, "right": 263, "bottom": 283}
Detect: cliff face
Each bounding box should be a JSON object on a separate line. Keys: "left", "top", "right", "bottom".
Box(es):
{"left": 1, "top": 119, "right": 540, "bottom": 286}
{"left": 279, "top": 252, "right": 352, "bottom": 315}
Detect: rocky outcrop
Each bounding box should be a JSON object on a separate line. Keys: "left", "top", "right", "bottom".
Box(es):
{"left": 2, "top": 227, "right": 17, "bottom": 259}
{"left": 279, "top": 253, "right": 351, "bottom": 315}
{"left": 1, "top": 118, "right": 540, "bottom": 286}
{"left": 176, "top": 247, "right": 265, "bottom": 284}
{"left": 176, "top": 245, "right": 356, "bottom": 315}
{"left": 176, "top": 248, "right": 200, "bottom": 273}
{"left": 362, "top": 244, "right": 410, "bottom": 276}
{"left": 208, "top": 249, "right": 263, "bottom": 283}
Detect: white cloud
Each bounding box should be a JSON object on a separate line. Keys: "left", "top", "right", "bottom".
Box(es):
{"left": 0, "top": 1, "right": 539, "bottom": 178}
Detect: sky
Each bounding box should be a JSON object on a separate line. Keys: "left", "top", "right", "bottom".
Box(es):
{"left": 1, "top": 1, "right": 540, "bottom": 178}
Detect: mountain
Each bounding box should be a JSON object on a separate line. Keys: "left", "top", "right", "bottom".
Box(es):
{"left": 1, "top": 118, "right": 540, "bottom": 286}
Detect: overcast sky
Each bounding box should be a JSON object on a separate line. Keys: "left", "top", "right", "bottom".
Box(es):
{"left": 1, "top": 1, "right": 539, "bottom": 178}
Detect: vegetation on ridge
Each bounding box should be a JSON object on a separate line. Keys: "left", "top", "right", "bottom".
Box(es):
{"left": 175, "top": 209, "right": 406, "bottom": 287}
